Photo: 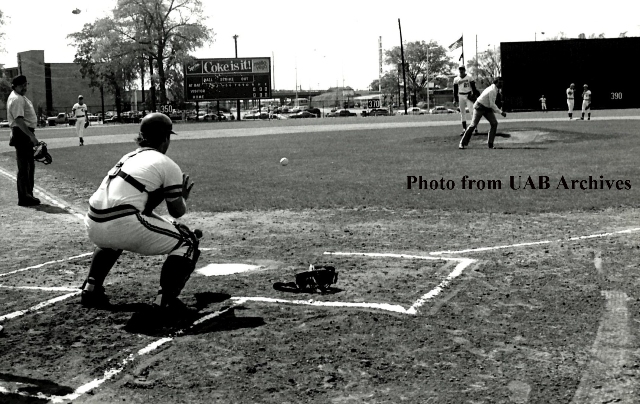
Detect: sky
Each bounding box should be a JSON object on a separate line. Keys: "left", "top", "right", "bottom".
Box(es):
{"left": 1, "top": 0, "right": 639, "bottom": 91}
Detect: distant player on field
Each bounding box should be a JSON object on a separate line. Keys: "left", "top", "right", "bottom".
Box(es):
{"left": 72, "top": 95, "right": 88, "bottom": 146}
{"left": 539, "top": 95, "right": 547, "bottom": 112}
{"left": 566, "top": 83, "right": 575, "bottom": 120}
{"left": 453, "top": 66, "right": 480, "bottom": 136}
{"left": 581, "top": 84, "right": 592, "bottom": 120}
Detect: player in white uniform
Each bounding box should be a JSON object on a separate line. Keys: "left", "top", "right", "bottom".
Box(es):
{"left": 81, "top": 113, "right": 201, "bottom": 314}
{"left": 72, "top": 95, "right": 88, "bottom": 146}
{"left": 566, "top": 83, "right": 575, "bottom": 120}
{"left": 539, "top": 95, "right": 547, "bottom": 112}
{"left": 453, "top": 66, "right": 479, "bottom": 136}
{"left": 581, "top": 84, "right": 592, "bottom": 120}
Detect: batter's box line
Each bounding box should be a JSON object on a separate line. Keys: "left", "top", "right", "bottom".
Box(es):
{"left": 0, "top": 304, "right": 238, "bottom": 404}
{"left": 0, "top": 166, "right": 85, "bottom": 220}
{"left": 230, "top": 253, "right": 476, "bottom": 316}
{"left": 428, "top": 227, "right": 640, "bottom": 256}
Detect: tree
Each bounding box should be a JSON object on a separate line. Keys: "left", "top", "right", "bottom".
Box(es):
{"left": 68, "top": 19, "right": 139, "bottom": 119}
{"left": 466, "top": 48, "right": 501, "bottom": 88}
{"left": 112, "top": 0, "right": 214, "bottom": 105}
{"left": 384, "top": 40, "right": 456, "bottom": 106}
{"left": 0, "top": 9, "right": 6, "bottom": 54}
{"left": 544, "top": 31, "right": 569, "bottom": 41}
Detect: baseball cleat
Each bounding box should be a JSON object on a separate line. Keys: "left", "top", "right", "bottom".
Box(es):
{"left": 80, "top": 286, "right": 110, "bottom": 308}
{"left": 458, "top": 142, "right": 466, "bottom": 149}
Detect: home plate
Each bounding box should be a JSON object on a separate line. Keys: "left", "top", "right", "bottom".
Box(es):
{"left": 197, "top": 263, "right": 264, "bottom": 276}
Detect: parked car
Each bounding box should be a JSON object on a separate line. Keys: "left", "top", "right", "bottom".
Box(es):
{"left": 456, "top": 107, "right": 470, "bottom": 113}
{"left": 202, "top": 113, "right": 220, "bottom": 122}
{"left": 0, "top": 120, "right": 10, "bottom": 128}
{"left": 396, "top": 107, "right": 427, "bottom": 115}
{"left": 327, "top": 109, "right": 357, "bottom": 117}
{"left": 429, "top": 106, "right": 455, "bottom": 114}
{"left": 305, "top": 107, "right": 322, "bottom": 117}
{"left": 87, "top": 113, "right": 100, "bottom": 122}
{"left": 288, "top": 111, "right": 317, "bottom": 119}
{"left": 121, "top": 111, "right": 142, "bottom": 123}
{"left": 361, "top": 108, "right": 390, "bottom": 117}
{"left": 243, "top": 111, "right": 281, "bottom": 120}
{"left": 47, "top": 113, "right": 76, "bottom": 126}
{"left": 218, "top": 112, "right": 235, "bottom": 121}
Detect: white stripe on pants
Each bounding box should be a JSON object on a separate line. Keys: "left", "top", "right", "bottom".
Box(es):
{"left": 459, "top": 94, "right": 475, "bottom": 122}
{"left": 85, "top": 213, "right": 190, "bottom": 257}
{"left": 76, "top": 117, "right": 86, "bottom": 138}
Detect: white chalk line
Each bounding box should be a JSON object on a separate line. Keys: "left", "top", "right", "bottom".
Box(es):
{"left": 0, "top": 166, "right": 86, "bottom": 220}
{"left": 0, "top": 291, "right": 81, "bottom": 321}
{"left": 2, "top": 162, "right": 640, "bottom": 399}
{"left": 429, "top": 227, "right": 640, "bottom": 256}
{"left": 0, "top": 252, "right": 92, "bottom": 278}
{"left": 571, "top": 291, "right": 637, "bottom": 403}
{"left": 0, "top": 304, "right": 239, "bottom": 403}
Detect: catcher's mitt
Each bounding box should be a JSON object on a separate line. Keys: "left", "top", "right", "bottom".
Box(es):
{"left": 295, "top": 265, "right": 338, "bottom": 293}
{"left": 84, "top": 120, "right": 90, "bottom": 129}
{"left": 33, "top": 141, "right": 52, "bottom": 165}
{"left": 467, "top": 92, "right": 478, "bottom": 102}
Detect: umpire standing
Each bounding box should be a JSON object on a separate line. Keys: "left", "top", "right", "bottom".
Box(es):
{"left": 6, "top": 75, "right": 40, "bottom": 206}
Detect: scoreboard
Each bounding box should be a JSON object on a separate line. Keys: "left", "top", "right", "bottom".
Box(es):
{"left": 184, "top": 57, "right": 272, "bottom": 101}
{"left": 501, "top": 37, "right": 640, "bottom": 111}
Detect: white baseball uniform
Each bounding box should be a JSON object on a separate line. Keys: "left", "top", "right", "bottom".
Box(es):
{"left": 85, "top": 148, "right": 189, "bottom": 257}
{"left": 539, "top": 96, "right": 547, "bottom": 110}
{"left": 454, "top": 74, "right": 476, "bottom": 122}
{"left": 566, "top": 87, "right": 575, "bottom": 113}
{"left": 72, "top": 102, "right": 88, "bottom": 138}
{"left": 582, "top": 89, "right": 591, "bottom": 112}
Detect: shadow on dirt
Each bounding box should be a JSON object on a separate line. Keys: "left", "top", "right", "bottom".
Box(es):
{"left": 31, "top": 204, "right": 71, "bottom": 215}
{"left": 121, "top": 292, "right": 264, "bottom": 337}
{"left": 0, "top": 373, "right": 74, "bottom": 403}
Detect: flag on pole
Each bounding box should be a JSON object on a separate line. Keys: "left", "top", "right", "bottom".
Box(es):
{"left": 459, "top": 53, "right": 464, "bottom": 61}
{"left": 449, "top": 36, "right": 463, "bottom": 51}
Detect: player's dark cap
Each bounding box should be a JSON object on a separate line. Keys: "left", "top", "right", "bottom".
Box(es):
{"left": 458, "top": 66, "right": 466, "bottom": 70}
{"left": 139, "top": 112, "right": 176, "bottom": 139}
{"left": 11, "top": 75, "right": 27, "bottom": 87}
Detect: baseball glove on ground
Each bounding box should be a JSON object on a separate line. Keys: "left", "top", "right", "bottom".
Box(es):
{"left": 33, "top": 141, "right": 52, "bottom": 165}
{"left": 273, "top": 265, "right": 338, "bottom": 294}
{"left": 467, "top": 92, "right": 478, "bottom": 102}
{"left": 295, "top": 265, "right": 338, "bottom": 293}
{"left": 84, "top": 120, "right": 90, "bottom": 129}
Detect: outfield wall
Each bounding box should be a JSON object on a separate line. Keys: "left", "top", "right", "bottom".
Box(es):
{"left": 501, "top": 37, "right": 640, "bottom": 111}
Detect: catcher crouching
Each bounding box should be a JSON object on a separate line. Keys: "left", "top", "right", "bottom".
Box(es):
{"left": 81, "top": 112, "right": 201, "bottom": 313}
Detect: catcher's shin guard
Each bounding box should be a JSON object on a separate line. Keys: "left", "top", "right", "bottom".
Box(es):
{"left": 156, "top": 247, "right": 201, "bottom": 307}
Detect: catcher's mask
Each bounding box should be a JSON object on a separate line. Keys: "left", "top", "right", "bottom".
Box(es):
{"left": 33, "top": 141, "right": 52, "bottom": 165}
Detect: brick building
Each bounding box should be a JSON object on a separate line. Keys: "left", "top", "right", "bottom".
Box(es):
{"left": 1, "top": 50, "right": 115, "bottom": 119}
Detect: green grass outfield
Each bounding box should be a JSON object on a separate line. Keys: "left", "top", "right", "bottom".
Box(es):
{"left": 2, "top": 110, "right": 638, "bottom": 213}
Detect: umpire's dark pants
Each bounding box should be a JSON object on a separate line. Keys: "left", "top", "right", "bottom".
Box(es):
{"left": 11, "top": 127, "right": 36, "bottom": 202}
{"left": 460, "top": 104, "right": 499, "bottom": 148}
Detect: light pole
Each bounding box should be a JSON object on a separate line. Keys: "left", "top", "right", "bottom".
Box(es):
{"left": 233, "top": 35, "right": 240, "bottom": 120}
{"left": 425, "top": 45, "right": 435, "bottom": 110}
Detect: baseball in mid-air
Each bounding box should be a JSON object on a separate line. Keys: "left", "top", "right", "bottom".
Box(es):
{"left": 280, "top": 157, "right": 289, "bottom": 166}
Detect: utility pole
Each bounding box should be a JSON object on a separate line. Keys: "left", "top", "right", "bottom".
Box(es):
{"left": 233, "top": 35, "right": 240, "bottom": 120}
{"left": 398, "top": 19, "right": 408, "bottom": 115}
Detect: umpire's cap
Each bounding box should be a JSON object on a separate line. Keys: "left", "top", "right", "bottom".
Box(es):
{"left": 139, "top": 112, "right": 176, "bottom": 139}
{"left": 11, "top": 75, "right": 27, "bottom": 87}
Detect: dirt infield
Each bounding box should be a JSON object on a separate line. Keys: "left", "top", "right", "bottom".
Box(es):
{"left": 1, "top": 118, "right": 639, "bottom": 403}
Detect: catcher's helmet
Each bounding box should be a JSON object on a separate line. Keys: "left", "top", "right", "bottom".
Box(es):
{"left": 139, "top": 112, "right": 176, "bottom": 140}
